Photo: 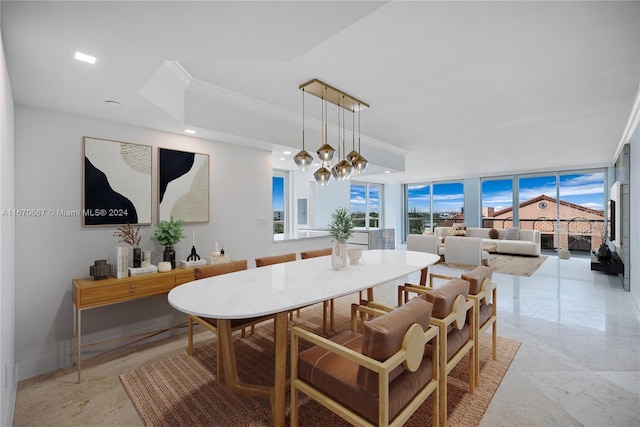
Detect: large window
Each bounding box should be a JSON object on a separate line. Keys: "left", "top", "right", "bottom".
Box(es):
{"left": 351, "top": 181, "right": 382, "bottom": 228}
{"left": 432, "top": 182, "right": 464, "bottom": 227}
{"left": 407, "top": 184, "right": 430, "bottom": 234}
{"left": 406, "top": 181, "right": 464, "bottom": 235}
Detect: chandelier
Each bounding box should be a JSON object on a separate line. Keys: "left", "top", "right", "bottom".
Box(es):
{"left": 294, "top": 79, "right": 369, "bottom": 186}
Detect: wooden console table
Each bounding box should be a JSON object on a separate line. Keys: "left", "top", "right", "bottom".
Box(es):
{"left": 72, "top": 268, "right": 195, "bottom": 383}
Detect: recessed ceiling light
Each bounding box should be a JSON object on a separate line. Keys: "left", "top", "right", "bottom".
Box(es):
{"left": 283, "top": 151, "right": 292, "bottom": 155}
{"left": 74, "top": 51, "right": 97, "bottom": 64}
{"left": 384, "top": 170, "right": 391, "bottom": 174}
{"left": 104, "top": 100, "right": 122, "bottom": 107}
{"left": 279, "top": 157, "right": 285, "bottom": 161}
{"left": 185, "top": 129, "right": 196, "bottom": 134}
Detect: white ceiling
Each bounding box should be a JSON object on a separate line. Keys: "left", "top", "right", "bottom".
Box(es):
{"left": 2, "top": 1, "right": 638, "bottom": 183}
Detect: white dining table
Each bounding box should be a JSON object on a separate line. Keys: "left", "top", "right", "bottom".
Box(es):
{"left": 168, "top": 249, "right": 440, "bottom": 427}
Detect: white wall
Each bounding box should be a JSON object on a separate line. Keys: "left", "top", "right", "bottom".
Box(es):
{"left": 0, "top": 20, "right": 16, "bottom": 427}
{"left": 13, "top": 106, "right": 329, "bottom": 380}
{"left": 630, "top": 126, "right": 639, "bottom": 309}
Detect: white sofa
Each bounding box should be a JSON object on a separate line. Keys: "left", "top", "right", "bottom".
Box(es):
{"left": 434, "top": 226, "right": 541, "bottom": 257}
{"left": 407, "top": 234, "right": 491, "bottom": 266}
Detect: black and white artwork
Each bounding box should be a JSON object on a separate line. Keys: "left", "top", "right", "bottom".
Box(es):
{"left": 158, "top": 148, "right": 209, "bottom": 223}
{"left": 83, "top": 137, "right": 152, "bottom": 226}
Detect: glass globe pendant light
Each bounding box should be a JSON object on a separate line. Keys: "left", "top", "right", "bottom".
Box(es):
{"left": 333, "top": 98, "right": 353, "bottom": 181}
{"left": 315, "top": 95, "right": 335, "bottom": 165}
{"left": 293, "top": 88, "right": 313, "bottom": 171}
{"left": 352, "top": 105, "right": 368, "bottom": 173}
{"left": 314, "top": 96, "right": 334, "bottom": 186}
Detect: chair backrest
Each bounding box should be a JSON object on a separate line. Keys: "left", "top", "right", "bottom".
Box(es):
{"left": 300, "top": 248, "right": 332, "bottom": 259}
{"left": 423, "top": 278, "right": 470, "bottom": 319}
{"left": 194, "top": 260, "right": 248, "bottom": 279}
{"left": 255, "top": 253, "right": 296, "bottom": 267}
{"left": 357, "top": 297, "right": 433, "bottom": 395}
{"left": 443, "top": 236, "right": 482, "bottom": 266}
{"left": 407, "top": 234, "right": 439, "bottom": 255}
{"left": 461, "top": 265, "right": 493, "bottom": 295}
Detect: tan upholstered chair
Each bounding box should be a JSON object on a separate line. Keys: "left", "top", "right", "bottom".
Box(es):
{"left": 428, "top": 266, "right": 497, "bottom": 387}
{"left": 187, "top": 260, "right": 273, "bottom": 382}
{"left": 254, "top": 252, "right": 296, "bottom": 267}
{"left": 300, "top": 248, "right": 334, "bottom": 334}
{"left": 255, "top": 253, "right": 299, "bottom": 319}
{"left": 299, "top": 248, "right": 332, "bottom": 259}
{"left": 291, "top": 297, "right": 440, "bottom": 427}
{"left": 398, "top": 278, "right": 475, "bottom": 425}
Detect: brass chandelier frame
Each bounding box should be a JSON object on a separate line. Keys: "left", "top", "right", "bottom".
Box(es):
{"left": 294, "top": 79, "right": 369, "bottom": 185}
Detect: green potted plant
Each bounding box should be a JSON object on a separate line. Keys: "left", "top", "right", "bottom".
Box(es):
{"left": 152, "top": 216, "right": 185, "bottom": 269}
{"left": 328, "top": 207, "right": 354, "bottom": 270}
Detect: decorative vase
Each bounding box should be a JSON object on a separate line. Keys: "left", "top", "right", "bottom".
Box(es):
{"left": 331, "top": 241, "right": 348, "bottom": 270}
{"left": 163, "top": 245, "right": 176, "bottom": 269}
{"left": 596, "top": 243, "right": 611, "bottom": 261}
{"left": 133, "top": 248, "right": 142, "bottom": 268}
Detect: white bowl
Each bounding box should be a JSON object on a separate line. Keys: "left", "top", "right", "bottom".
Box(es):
{"left": 348, "top": 248, "right": 363, "bottom": 265}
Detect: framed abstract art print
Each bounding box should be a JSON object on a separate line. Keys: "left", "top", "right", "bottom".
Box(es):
{"left": 158, "top": 148, "right": 210, "bottom": 223}
{"left": 83, "top": 137, "right": 152, "bottom": 226}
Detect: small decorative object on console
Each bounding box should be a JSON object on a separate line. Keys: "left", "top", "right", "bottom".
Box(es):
{"left": 113, "top": 223, "right": 142, "bottom": 267}
{"left": 89, "top": 260, "right": 111, "bottom": 280}
{"left": 158, "top": 261, "right": 172, "bottom": 273}
{"left": 152, "top": 216, "right": 185, "bottom": 269}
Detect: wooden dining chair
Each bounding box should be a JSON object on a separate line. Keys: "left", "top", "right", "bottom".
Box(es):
{"left": 291, "top": 297, "right": 440, "bottom": 427}
{"left": 255, "top": 253, "right": 300, "bottom": 319}
{"left": 187, "top": 260, "right": 274, "bottom": 382}
{"left": 398, "top": 278, "right": 475, "bottom": 425}
{"left": 417, "top": 268, "right": 496, "bottom": 388}
{"left": 300, "top": 248, "right": 334, "bottom": 334}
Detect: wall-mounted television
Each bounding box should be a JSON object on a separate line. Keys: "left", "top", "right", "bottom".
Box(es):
{"left": 607, "top": 199, "right": 615, "bottom": 242}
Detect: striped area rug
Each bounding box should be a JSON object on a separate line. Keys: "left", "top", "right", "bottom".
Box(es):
{"left": 121, "top": 298, "right": 520, "bottom": 426}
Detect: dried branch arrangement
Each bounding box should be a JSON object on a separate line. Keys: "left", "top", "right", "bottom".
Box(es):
{"left": 113, "top": 223, "right": 141, "bottom": 247}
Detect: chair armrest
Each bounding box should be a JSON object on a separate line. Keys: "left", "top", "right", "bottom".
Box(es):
{"left": 350, "top": 302, "right": 394, "bottom": 332}
{"left": 428, "top": 296, "right": 474, "bottom": 331}
{"left": 292, "top": 324, "right": 438, "bottom": 374}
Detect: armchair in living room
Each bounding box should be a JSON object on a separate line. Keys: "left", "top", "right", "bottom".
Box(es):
{"left": 443, "top": 236, "right": 490, "bottom": 267}
{"left": 291, "top": 297, "right": 441, "bottom": 427}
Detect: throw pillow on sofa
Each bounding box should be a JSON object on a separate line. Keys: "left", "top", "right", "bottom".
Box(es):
{"left": 488, "top": 228, "right": 500, "bottom": 239}
{"left": 504, "top": 227, "right": 520, "bottom": 240}
{"left": 449, "top": 223, "right": 467, "bottom": 236}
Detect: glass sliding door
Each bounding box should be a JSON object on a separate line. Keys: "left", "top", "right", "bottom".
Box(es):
{"left": 559, "top": 172, "right": 605, "bottom": 254}
{"left": 350, "top": 181, "right": 383, "bottom": 229}
{"left": 519, "top": 174, "right": 558, "bottom": 250}
{"left": 519, "top": 171, "right": 605, "bottom": 254}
